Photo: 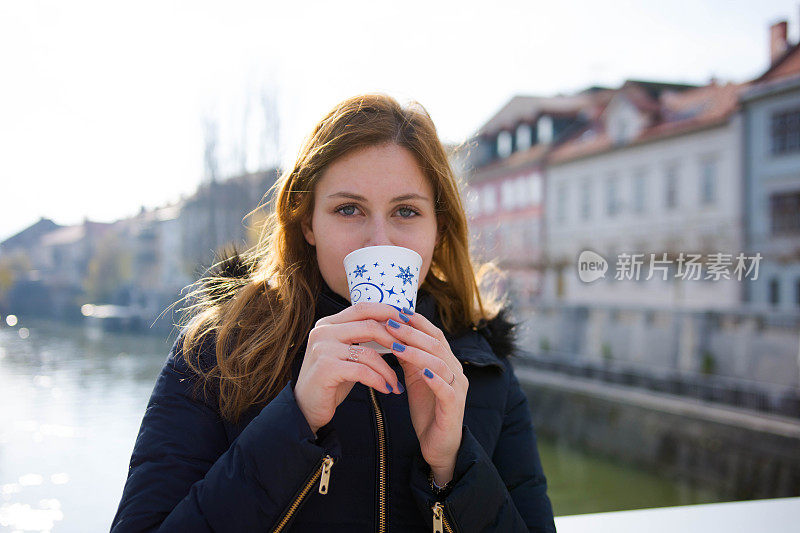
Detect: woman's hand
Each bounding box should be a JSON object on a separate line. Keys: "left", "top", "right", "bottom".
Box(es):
{"left": 384, "top": 308, "right": 467, "bottom": 486}
{"left": 294, "top": 303, "right": 408, "bottom": 434}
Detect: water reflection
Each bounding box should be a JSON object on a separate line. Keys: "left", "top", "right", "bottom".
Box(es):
{"left": 537, "top": 437, "right": 724, "bottom": 516}
{"left": 0, "top": 318, "right": 175, "bottom": 532}
{"left": 0, "top": 317, "right": 725, "bottom": 530}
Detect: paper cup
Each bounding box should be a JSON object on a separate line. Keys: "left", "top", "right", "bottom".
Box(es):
{"left": 343, "top": 245, "right": 423, "bottom": 354}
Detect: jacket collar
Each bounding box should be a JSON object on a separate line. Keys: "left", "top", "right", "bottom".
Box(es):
{"left": 316, "top": 281, "right": 504, "bottom": 371}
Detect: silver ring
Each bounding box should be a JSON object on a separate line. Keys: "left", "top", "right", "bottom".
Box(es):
{"left": 347, "top": 344, "right": 363, "bottom": 362}
{"left": 448, "top": 372, "right": 456, "bottom": 386}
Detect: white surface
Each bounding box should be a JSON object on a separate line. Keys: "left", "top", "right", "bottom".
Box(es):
{"left": 554, "top": 497, "right": 800, "bottom": 533}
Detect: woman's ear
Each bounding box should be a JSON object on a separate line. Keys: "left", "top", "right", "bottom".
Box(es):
{"left": 301, "top": 216, "right": 316, "bottom": 246}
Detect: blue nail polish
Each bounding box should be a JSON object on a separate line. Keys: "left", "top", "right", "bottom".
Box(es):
{"left": 398, "top": 312, "right": 409, "bottom": 323}
{"left": 396, "top": 380, "right": 405, "bottom": 393}
{"left": 392, "top": 341, "right": 405, "bottom": 352}
{"left": 424, "top": 368, "right": 434, "bottom": 379}
{"left": 402, "top": 307, "right": 414, "bottom": 315}
{"left": 387, "top": 318, "right": 400, "bottom": 329}
{"left": 385, "top": 381, "right": 393, "bottom": 393}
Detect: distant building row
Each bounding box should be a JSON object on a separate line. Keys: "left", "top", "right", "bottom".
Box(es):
{"left": 0, "top": 170, "right": 278, "bottom": 319}
{"left": 459, "top": 20, "right": 800, "bottom": 312}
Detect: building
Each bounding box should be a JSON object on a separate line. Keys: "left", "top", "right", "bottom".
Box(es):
{"left": 463, "top": 93, "right": 600, "bottom": 308}
{"left": 543, "top": 79, "right": 745, "bottom": 309}
{"left": 741, "top": 20, "right": 800, "bottom": 311}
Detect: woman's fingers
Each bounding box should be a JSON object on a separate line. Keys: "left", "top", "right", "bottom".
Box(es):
{"left": 316, "top": 301, "right": 404, "bottom": 327}
{"left": 314, "top": 340, "right": 399, "bottom": 394}
{"left": 395, "top": 306, "right": 449, "bottom": 347}
{"left": 388, "top": 341, "right": 455, "bottom": 387}
{"left": 418, "top": 367, "right": 459, "bottom": 411}
{"left": 340, "top": 342, "right": 401, "bottom": 394}
{"left": 314, "top": 319, "right": 398, "bottom": 351}
{"left": 384, "top": 315, "right": 461, "bottom": 378}
{"left": 335, "top": 356, "right": 397, "bottom": 395}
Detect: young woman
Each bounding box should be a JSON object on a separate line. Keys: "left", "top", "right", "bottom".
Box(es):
{"left": 110, "top": 94, "right": 556, "bottom": 532}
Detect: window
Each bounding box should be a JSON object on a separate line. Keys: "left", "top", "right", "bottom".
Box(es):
{"left": 497, "top": 131, "right": 512, "bottom": 158}
{"left": 482, "top": 184, "right": 497, "bottom": 214}
{"left": 556, "top": 182, "right": 568, "bottom": 224}
{"left": 769, "top": 190, "right": 800, "bottom": 235}
{"left": 537, "top": 115, "right": 553, "bottom": 144}
{"left": 770, "top": 107, "right": 800, "bottom": 155}
{"left": 796, "top": 278, "right": 800, "bottom": 308}
{"left": 529, "top": 173, "right": 542, "bottom": 205}
{"left": 581, "top": 178, "right": 592, "bottom": 220}
{"left": 501, "top": 180, "right": 514, "bottom": 210}
{"left": 612, "top": 119, "right": 628, "bottom": 145}
{"left": 606, "top": 174, "right": 620, "bottom": 217}
{"left": 632, "top": 170, "right": 646, "bottom": 213}
{"left": 517, "top": 176, "right": 529, "bottom": 205}
{"left": 769, "top": 277, "right": 781, "bottom": 306}
{"left": 465, "top": 188, "right": 480, "bottom": 217}
{"left": 700, "top": 158, "right": 717, "bottom": 205}
{"left": 665, "top": 164, "right": 679, "bottom": 209}
{"left": 529, "top": 218, "right": 541, "bottom": 247}
{"left": 516, "top": 124, "right": 532, "bottom": 151}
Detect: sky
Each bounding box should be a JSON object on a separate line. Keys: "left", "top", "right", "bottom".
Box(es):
{"left": 1, "top": 0, "right": 798, "bottom": 242}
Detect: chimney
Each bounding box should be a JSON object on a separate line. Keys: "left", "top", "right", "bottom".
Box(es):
{"left": 770, "top": 20, "right": 789, "bottom": 65}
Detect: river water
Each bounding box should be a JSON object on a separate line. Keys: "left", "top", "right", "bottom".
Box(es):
{"left": 0, "top": 318, "right": 725, "bottom": 532}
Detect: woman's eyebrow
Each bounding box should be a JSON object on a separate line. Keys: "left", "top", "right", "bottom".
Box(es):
{"left": 326, "top": 191, "right": 430, "bottom": 203}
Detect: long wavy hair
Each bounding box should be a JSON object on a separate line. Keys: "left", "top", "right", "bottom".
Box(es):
{"left": 177, "top": 93, "right": 506, "bottom": 424}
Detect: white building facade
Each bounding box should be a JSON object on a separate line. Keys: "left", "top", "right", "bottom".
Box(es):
{"left": 544, "top": 85, "right": 747, "bottom": 309}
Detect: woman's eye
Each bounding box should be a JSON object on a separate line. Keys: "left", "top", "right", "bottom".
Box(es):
{"left": 397, "top": 206, "right": 419, "bottom": 218}
{"left": 336, "top": 204, "right": 359, "bottom": 216}
{"left": 335, "top": 204, "right": 419, "bottom": 218}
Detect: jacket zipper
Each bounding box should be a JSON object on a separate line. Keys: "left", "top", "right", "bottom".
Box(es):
{"left": 432, "top": 501, "right": 454, "bottom": 533}
{"left": 272, "top": 454, "right": 334, "bottom": 532}
{"left": 368, "top": 387, "right": 387, "bottom": 533}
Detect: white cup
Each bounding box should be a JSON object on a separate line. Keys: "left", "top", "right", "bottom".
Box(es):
{"left": 343, "top": 245, "right": 423, "bottom": 354}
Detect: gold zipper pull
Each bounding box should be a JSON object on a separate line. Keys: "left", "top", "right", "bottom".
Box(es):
{"left": 318, "top": 455, "right": 334, "bottom": 494}
{"left": 432, "top": 502, "right": 444, "bottom": 533}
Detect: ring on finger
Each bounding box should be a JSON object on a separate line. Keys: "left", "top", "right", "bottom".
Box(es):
{"left": 347, "top": 344, "right": 364, "bottom": 362}
{"left": 448, "top": 371, "right": 456, "bottom": 385}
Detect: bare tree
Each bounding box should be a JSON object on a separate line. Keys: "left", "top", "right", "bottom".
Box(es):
{"left": 202, "top": 116, "right": 219, "bottom": 184}
{"left": 259, "top": 83, "right": 281, "bottom": 171}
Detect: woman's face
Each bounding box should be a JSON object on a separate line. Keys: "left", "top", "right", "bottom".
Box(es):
{"left": 301, "top": 143, "right": 440, "bottom": 301}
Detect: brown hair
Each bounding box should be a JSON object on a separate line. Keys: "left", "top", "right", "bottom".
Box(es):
{"left": 176, "top": 93, "right": 505, "bottom": 424}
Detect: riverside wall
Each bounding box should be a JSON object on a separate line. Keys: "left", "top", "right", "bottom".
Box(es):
{"left": 516, "top": 364, "right": 800, "bottom": 499}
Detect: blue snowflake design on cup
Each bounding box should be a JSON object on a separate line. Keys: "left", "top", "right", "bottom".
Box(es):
{"left": 346, "top": 260, "right": 420, "bottom": 311}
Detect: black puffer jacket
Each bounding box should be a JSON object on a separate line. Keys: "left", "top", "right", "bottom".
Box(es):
{"left": 110, "top": 258, "right": 556, "bottom": 532}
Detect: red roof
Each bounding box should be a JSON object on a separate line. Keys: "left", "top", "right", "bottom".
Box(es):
{"left": 549, "top": 81, "right": 746, "bottom": 165}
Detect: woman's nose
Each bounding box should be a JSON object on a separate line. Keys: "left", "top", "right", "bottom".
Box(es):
{"left": 364, "top": 219, "right": 393, "bottom": 247}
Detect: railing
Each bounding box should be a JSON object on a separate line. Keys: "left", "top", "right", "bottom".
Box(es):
{"left": 515, "top": 349, "right": 800, "bottom": 418}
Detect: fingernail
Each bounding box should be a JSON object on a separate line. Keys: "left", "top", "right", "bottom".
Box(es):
{"left": 392, "top": 341, "right": 405, "bottom": 352}
{"left": 387, "top": 318, "right": 400, "bottom": 329}
{"left": 396, "top": 380, "right": 405, "bottom": 393}
{"left": 398, "top": 312, "right": 410, "bottom": 323}
{"left": 385, "top": 381, "right": 393, "bottom": 393}
{"left": 424, "top": 368, "right": 434, "bottom": 379}
{"left": 402, "top": 307, "right": 414, "bottom": 315}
